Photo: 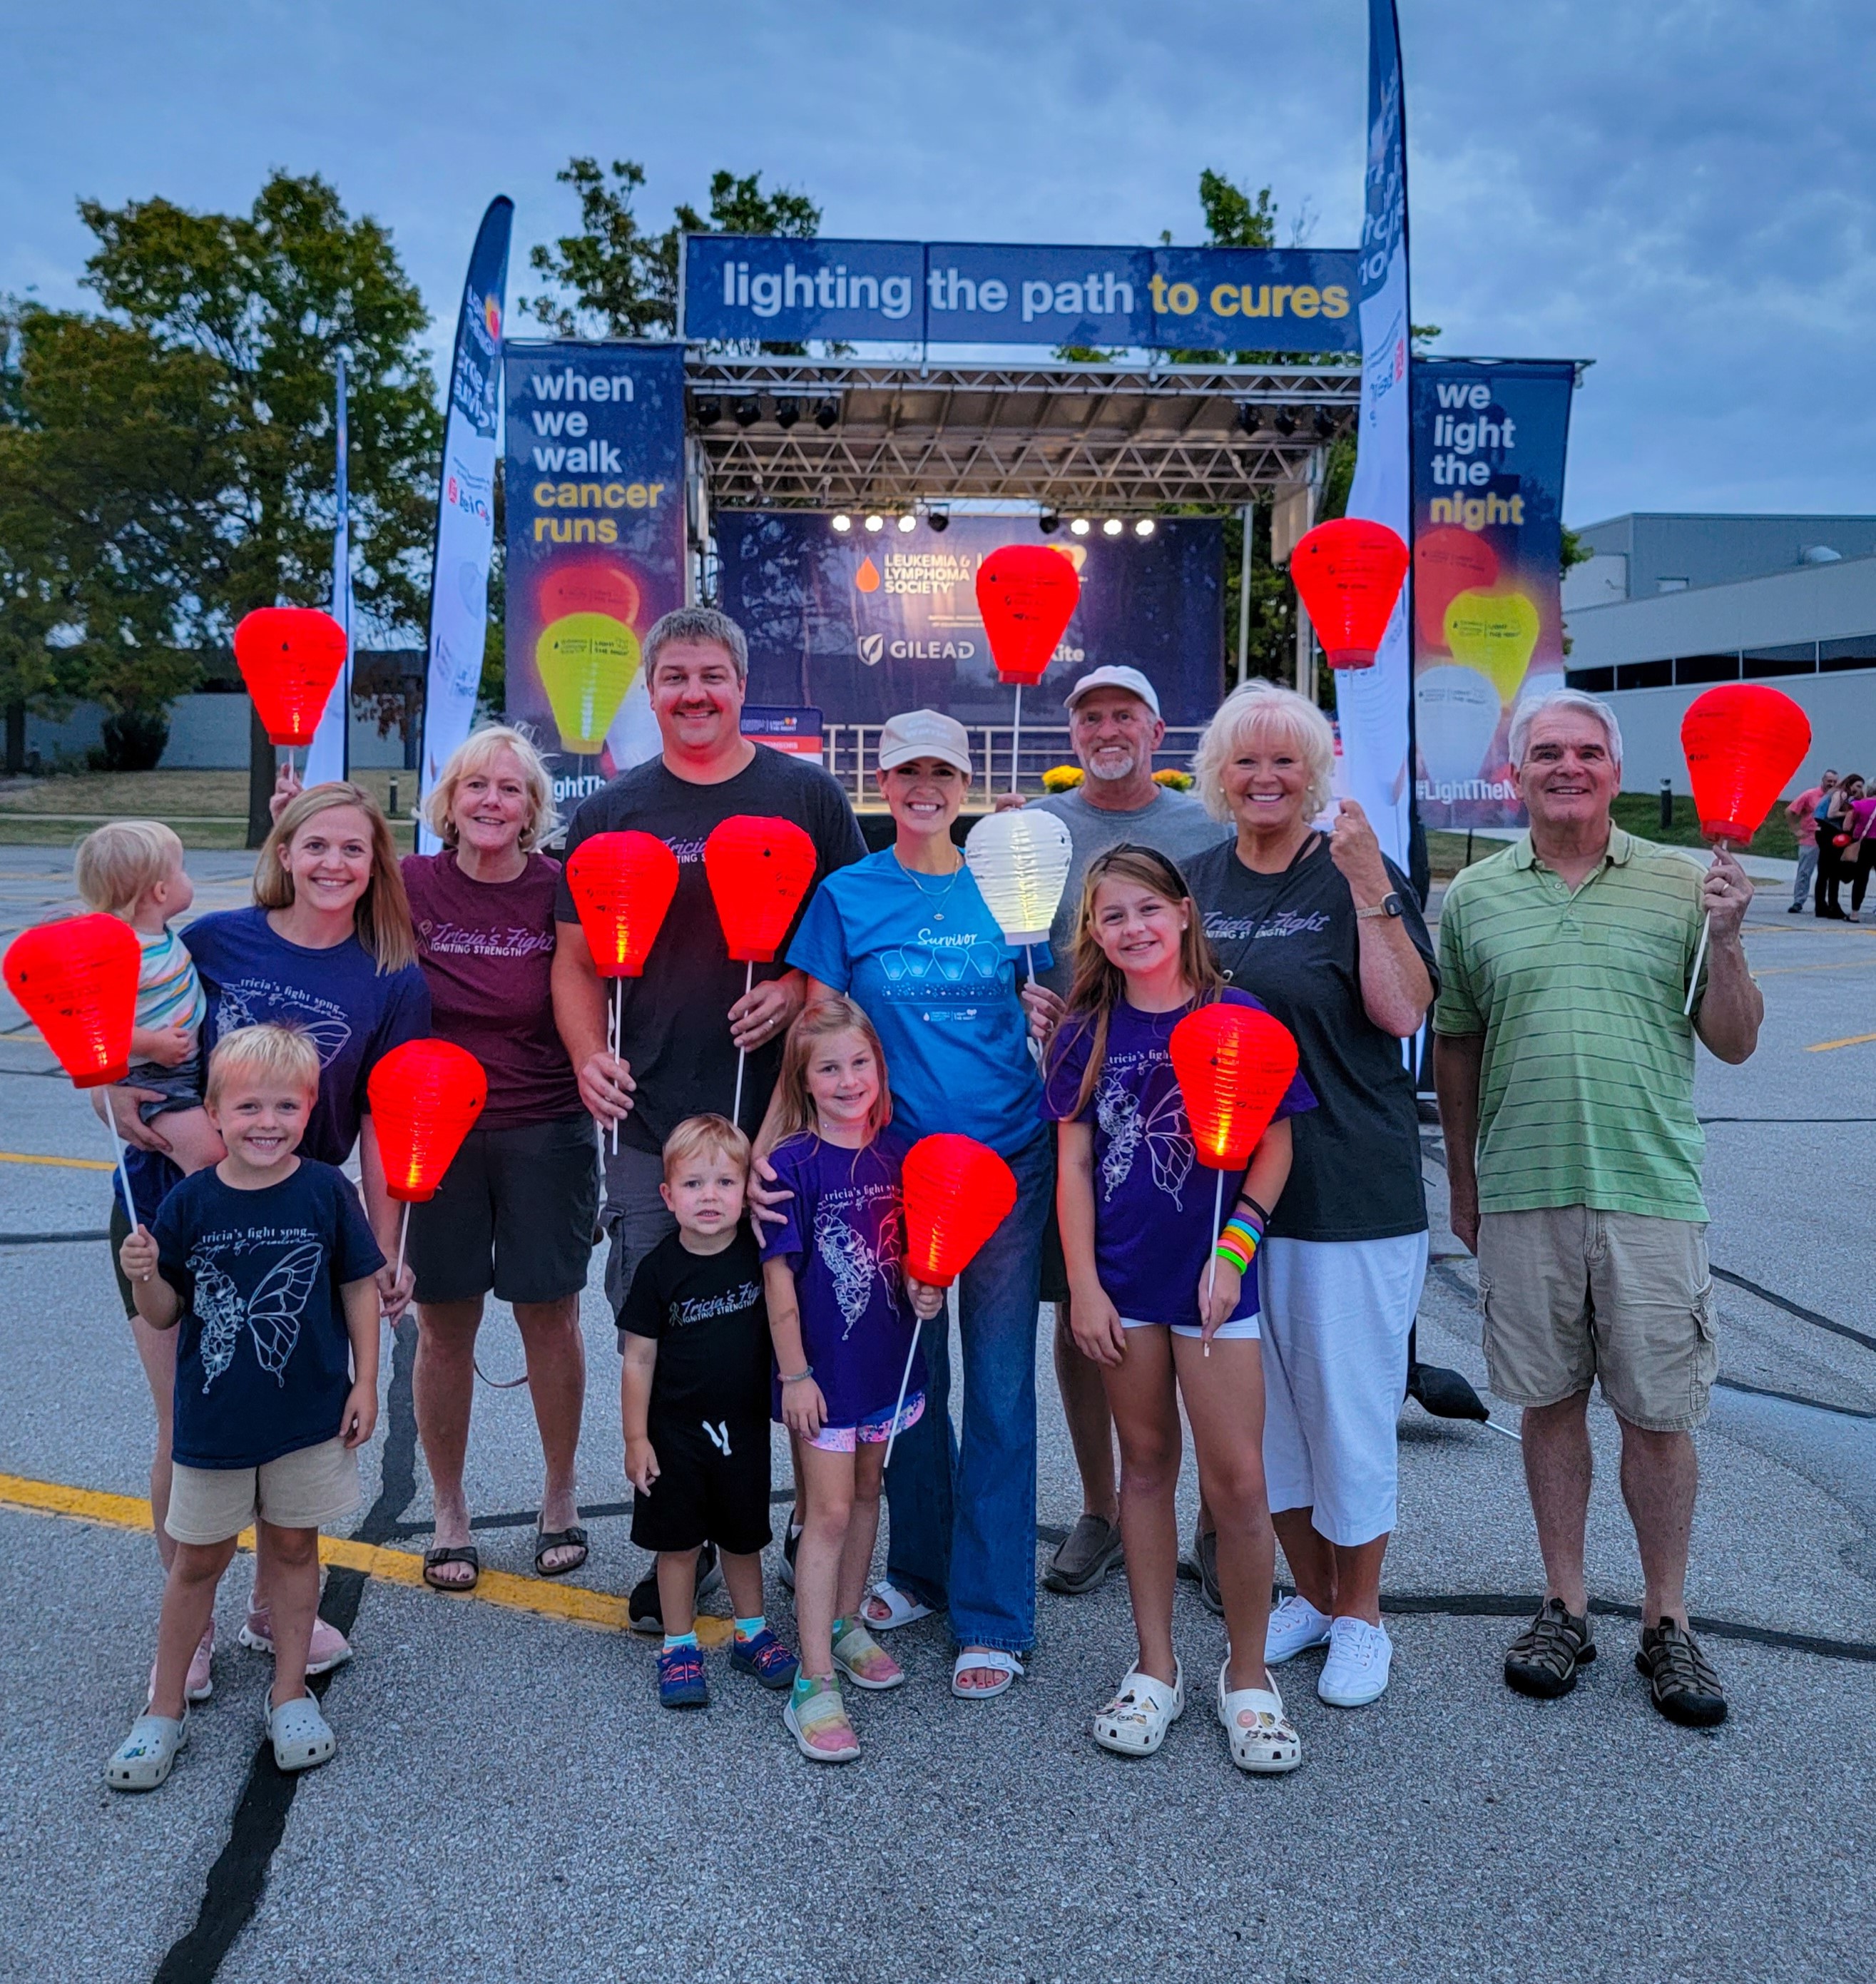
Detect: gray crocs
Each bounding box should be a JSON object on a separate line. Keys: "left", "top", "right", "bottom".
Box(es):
{"left": 267, "top": 1694, "right": 336, "bottom": 1774}
{"left": 106, "top": 1711, "right": 188, "bottom": 1792}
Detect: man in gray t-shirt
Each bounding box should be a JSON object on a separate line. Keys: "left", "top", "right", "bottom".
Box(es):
{"left": 1008, "top": 665, "right": 1230, "bottom": 1599}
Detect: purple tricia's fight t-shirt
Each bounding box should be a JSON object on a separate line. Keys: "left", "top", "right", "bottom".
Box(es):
{"left": 1041, "top": 989, "right": 1317, "bottom": 1328}
{"left": 402, "top": 850, "right": 582, "bottom": 1130}
{"left": 759, "top": 1126, "right": 924, "bottom": 1428}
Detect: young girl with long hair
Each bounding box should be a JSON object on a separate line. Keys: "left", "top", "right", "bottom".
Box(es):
{"left": 761, "top": 997, "right": 944, "bottom": 1764}
{"left": 1044, "top": 845, "right": 1316, "bottom": 1774}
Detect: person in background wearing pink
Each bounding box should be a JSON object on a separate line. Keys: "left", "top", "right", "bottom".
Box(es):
{"left": 1845, "top": 783, "right": 1876, "bottom": 923}
{"left": 1785, "top": 769, "right": 1835, "bottom": 915}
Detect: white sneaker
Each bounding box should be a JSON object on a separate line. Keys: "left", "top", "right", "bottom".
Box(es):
{"left": 1265, "top": 1594, "right": 1333, "bottom": 1666}
{"left": 1317, "top": 1615, "right": 1392, "bottom": 1706}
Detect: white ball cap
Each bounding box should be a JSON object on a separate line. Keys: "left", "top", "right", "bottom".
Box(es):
{"left": 1064, "top": 665, "right": 1161, "bottom": 718}
{"left": 877, "top": 708, "right": 973, "bottom": 777}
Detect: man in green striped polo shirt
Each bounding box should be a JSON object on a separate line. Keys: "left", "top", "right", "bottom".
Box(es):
{"left": 1434, "top": 688, "right": 1763, "bottom": 1730}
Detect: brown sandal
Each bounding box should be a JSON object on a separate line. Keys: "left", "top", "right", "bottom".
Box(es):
{"left": 422, "top": 1545, "right": 480, "bottom": 1593}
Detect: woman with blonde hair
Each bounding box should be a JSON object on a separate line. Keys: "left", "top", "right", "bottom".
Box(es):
{"left": 107, "top": 777, "right": 431, "bottom": 1686}
{"left": 399, "top": 724, "right": 598, "bottom": 1589}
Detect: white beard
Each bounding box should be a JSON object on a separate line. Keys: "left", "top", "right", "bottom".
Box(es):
{"left": 1084, "top": 751, "right": 1138, "bottom": 784}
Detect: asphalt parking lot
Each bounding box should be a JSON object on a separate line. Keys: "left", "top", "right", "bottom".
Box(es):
{"left": 3, "top": 847, "right": 1874, "bottom": 1983}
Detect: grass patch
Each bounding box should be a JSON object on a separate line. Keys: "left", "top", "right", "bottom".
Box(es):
{"left": 0, "top": 768, "right": 419, "bottom": 850}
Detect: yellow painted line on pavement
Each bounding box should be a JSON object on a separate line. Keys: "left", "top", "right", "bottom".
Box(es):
{"left": 1808, "top": 1031, "right": 1876, "bottom": 1054}
{"left": 0, "top": 1149, "right": 114, "bottom": 1171}
{"left": 0, "top": 1468, "right": 730, "bottom": 1645}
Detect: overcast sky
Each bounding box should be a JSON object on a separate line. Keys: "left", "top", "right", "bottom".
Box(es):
{"left": 6, "top": 1, "right": 1872, "bottom": 526}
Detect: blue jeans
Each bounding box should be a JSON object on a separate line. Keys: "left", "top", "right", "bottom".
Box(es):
{"left": 883, "top": 1126, "right": 1052, "bottom": 1656}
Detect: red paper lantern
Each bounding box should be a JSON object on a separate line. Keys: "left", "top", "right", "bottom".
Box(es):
{"left": 367, "top": 1039, "right": 488, "bottom": 1203}
{"left": 1413, "top": 525, "right": 1499, "bottom": 650}
{"left": 1169, "top": 1003, "right": 1300, "bottom": 1171}
{"left": 704, "top": 815, "right": 820, "bottom": 964}
{"left": 565, "top": 831, "right": 680, "bottom": 977}
{"left": 1292, "top": 518, "right": 1411, "bottom": 670}
{"left": 1680, "top": 683, "right": 1813, "bottom": 845}
{"left": 902, "top": 1134, "right": 1019, "bottom": 1288}
{"left": 3, "top": 912, "right": 142, "bottom": 1089}
{"left": 233, "top": 607, "right": 350, "bottom": 748}
{"left": 974, "top": 545, "right": 1081, "bottom": 686}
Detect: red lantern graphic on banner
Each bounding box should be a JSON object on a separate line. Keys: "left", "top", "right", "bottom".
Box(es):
{"left": 1680, "top": 683, "right": 1813, "bottom": 846}
{"left": 1291, "top": 518, "right": 1411, "bottom": 670}
{"left": 1413, "top": 525, "right": 1499, "bottom": 651}
{"left": 902, "top": 1134, "right": 1019, "bottom": 1288}
{"left": 974, "top": 545, "right": 1081, "bottom": 686}
{"left": 704, "top": 816, "right": 820, "bottom": 964}
{"left": 367, "top": 1039, "right": 489, "bottom": 1204}
{"left": 3, "top": 913, "right": 141, "bottom": 1089}
{"left": 233, "top": 607, "right": 349, "bottom": 748}
{"left": 564, "top": 832, "right": 680, "bottom": 978}
{"left": 540, "top": 561, "right": 641, "bottom": 628}
{"left": 1169, "top": 1003, "right": 1300, "bottom": 1171}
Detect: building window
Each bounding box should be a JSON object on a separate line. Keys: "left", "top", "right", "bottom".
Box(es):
{"left": 1615, "top": 659, "right": 1673, "bottom": 689}
{"left": 1673, "top": 654, "right": 1740, "bottom": 685}
{"left": 1820, "top": 636, "right": 1876, "bottom": 673}
{"left": 1563, "top": 666, "right": 1615, "bottom": 693}
{"left": 1656, "top": 578, "right": 1689, "bottom": 593}
{"left": 1740, "top": 643, "right": 1818, "bottom": 678}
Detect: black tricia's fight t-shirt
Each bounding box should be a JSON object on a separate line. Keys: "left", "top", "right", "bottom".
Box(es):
{"left": 556, "top": 748, "right": 865, "bottom": 1151}
{"left": 1183, "top": 834, "right": 1438, "bottom": 1244}
{"left": 618, "top": 1226, "right": 773, "bottom": 1433}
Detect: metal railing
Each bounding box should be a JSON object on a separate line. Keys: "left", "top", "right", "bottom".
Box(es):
{"left": 824, "top": 723, "right": 1208, "bottom": 807}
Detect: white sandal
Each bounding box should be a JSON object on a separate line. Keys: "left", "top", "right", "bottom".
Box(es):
{"left": 860, "top": 1579, "right": 935, "bottom": 1632}
{"left": 106, "top": 1711, "right": 188, "bottom": 1792}
{"left": 1091, "top": 1662, "right": 1184, "bottom": 1756}
{"left": 1216, "top": 1662, "right": 1302, "bottom": 1774}
{"left": 267, "top": 1694, "right": 336, "bottom": 1774}
{"left": 951, "top": 1647, "right": 1024, "bottom": 1699}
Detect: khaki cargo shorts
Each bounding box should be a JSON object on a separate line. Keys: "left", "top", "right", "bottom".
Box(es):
{"left": 1476, "top": 1207, "right": 1716, "bottom": 1433}
{"left": 164, "top": 1435, "right": 360, "bottom": 1545}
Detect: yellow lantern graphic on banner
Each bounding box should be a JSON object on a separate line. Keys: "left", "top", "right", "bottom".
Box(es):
{"left": 1443, "top": 589, "right": 1540, "bottom": 706}
{"left": 536, "top": 611, "right": 641, "bottom": 753}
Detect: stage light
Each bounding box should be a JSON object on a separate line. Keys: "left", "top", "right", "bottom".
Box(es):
{"left": 1070, "top": 517, "right": 1091, "bottom": 537}
{"left": 693, "top": 396, "right": 723, "bottom": 428}
{"left": 832, "top": 514, "right": 852, "bottom": 533}
{"left": 733, "top": 397, "right": 763, "bottom": 428}
{"left": 1102, "top": 518, "right": 1123, "bottom": 537}
{"left": 815, "top": 397, "right": 840, "bottom": 430}
{"left": 1133, "top": 517, "right": 1156, "bottom": 539}
{"left": 928, "top": 507, "right": 950, "bottom": 533}
{"left": 1273, "top": 408, "right": 1298, "bottom": 437}
{"left": 774, "top": 398, "right": 801, "bottom": 430}
{"left": 1038, "top": 510, "right": 1061, "bottom": 536}
{"left": 865, "top": 514, "right": 885, "bottom": 532}
{"left": 1234, "top": 402, "right": 1257, "bottom": 435}
{"left": 897, "top": 513, "right": 917, "bottom": 533}
{"left": 1313, "top": 408, "right": 1338, "bottom": 439}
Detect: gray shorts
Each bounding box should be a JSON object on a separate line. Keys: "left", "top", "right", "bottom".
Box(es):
{"left": 1477, "top": 1206, "right": 1716, "bottom": 1433}
{"left": 128, "top": 1054, "right": 205, "bottom": 1123}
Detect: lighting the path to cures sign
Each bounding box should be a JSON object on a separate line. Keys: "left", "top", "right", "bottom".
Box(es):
{"left": 233, "top": 606, "right": 349, "bottom": 775}
{"left": 703, "top": 815, "right": 820, "bottom": 1124}
{"left": 3, "top": 912, "right": 144, "bottom": 1221}
{"left": 1678, "top": 682, "right": 1812, "bottom": 1014}
{"left": 1169, "top": 1002, "right": 1300, "bottom": 1346}
{"left": 565, "top": 831, "right": 681, "bottom": 1153}
{"left": 367, "top": 1037, "right": 488, "bottom": 1285}
{"left": 886, "top": 1133, "right": 1018, "bottom": 1461}
{"left": 964, "top": 808, "right": 1074, "bottom": 981}
{"left": 1290, "top": 519, "right": 1410, "bottom": 671}
{"left": 1443, "top": 589, "right": 1540, "bottom": 706}
{"left": 1413, "top": 525, "right": 1499, "bottom": 651}
{"left": 1415, "top": 664, "right": 1503, "bottom": 787}
{"left": 974, "top": 544, "right": 1082, "bottom": 792}
{"left": 536, "top": 611, "right": 642, "bottom": 753}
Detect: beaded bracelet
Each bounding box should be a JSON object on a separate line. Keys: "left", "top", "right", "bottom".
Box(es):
{"left": 779, "top": 1366, "right": 815, "bottom": 1384}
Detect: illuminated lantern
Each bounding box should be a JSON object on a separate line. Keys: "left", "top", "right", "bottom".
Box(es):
{"left": 1444, "top": 589, "right": 1540, "bottom": 706}
{"left": 1681, "top": 683, "right": 1813, "bottom": 846}
{"left": 964, "top": 810, "right": 1074, "bottom": 951}
{"left": 540, "top": 561, "right": 641, "bottom": 627}
{"left": 704, "top": 816, "right": 820, "bottom": 964}
{"left": 1169, "top": 1002, "right": 1300, "bottom": 1171}
{"left": 1415, "top": 665, "right": 1503, "bottom": 787}
{"left": 1291, "top": 518, "right": 1410, "bottom": 670}
{"left": 536, "top": 613, "right": 642, "bottom": 753}
{"left": 367, "top": 1039, "right": 488, "bottom": 1203}
{"left": 3, "top": 912, "right": 141, "bottom": 1088}
{"left": 902, "top": 1134, "right": 1019, "bottom": 1288}
{"left": 233, "top": 607, "right": 349, "bottom": 748}
{"left": 565, "top": 831, "right": 680, "bottom": 977}
{"left": 1414, "top": 526, "right": 1499, "bottom": 650}
{"left": 974, "top": 545, "right": 1081, "bottom": 686}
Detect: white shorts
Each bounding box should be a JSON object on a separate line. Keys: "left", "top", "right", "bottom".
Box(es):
{"left": 1258, "top": 1232, "right": 1428, "bottom": 1547}
{"left": 1121, "top": 1315, "right": 1262, "bottom": 1342}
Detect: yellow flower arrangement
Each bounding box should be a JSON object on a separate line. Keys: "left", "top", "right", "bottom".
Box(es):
{"left": 1041, "top": 765, "right": 1085, "bottom": 792}
{"left": 1153, "top": 768, "right": 1195, "bottom": 791}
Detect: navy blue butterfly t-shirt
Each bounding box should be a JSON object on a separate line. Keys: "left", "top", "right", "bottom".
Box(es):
{"left": 151, "top": 1159, "right": 386, "bottom": 1469}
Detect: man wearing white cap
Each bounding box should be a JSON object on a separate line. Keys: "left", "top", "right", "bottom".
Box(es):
{"left": 1011, "top": 665, "right": 1228, "bottom": 1598}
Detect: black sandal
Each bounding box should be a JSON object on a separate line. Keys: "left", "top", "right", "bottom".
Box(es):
{"left": 535, "top": 1525, "right": 588, "bottom": 1577}
{"left": 422, "top": 1545, "right": 480, "bottom": 1593}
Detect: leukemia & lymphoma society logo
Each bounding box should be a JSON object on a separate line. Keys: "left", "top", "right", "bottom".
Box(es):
{"left": 858, "top": 634, "right": 885, "bottom": 666}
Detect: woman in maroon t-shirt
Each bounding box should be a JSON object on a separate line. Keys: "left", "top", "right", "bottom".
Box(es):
{"left": 402, "top": 726, "right": 598, "bottom": 1589}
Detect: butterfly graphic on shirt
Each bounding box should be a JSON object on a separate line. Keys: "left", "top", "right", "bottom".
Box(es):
{"left": 190, "top": 1242, "right": 324, "bottom": 1393}
{"left": 815, "top": 1205, "right": 903, "bottom": 1338}
{"left": 1095, "top": 1073, "right": 1194, "bottom": 1210}
{"left": 215, "top": 983, "right": 352, "bottom": 1068}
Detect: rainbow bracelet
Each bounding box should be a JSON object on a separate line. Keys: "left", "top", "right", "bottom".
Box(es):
{"left": 1213, "top": 1211, "right": 1264, "bottom": 1276}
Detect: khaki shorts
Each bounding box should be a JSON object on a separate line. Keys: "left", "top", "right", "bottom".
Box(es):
{"left": 1477, "top": 1208, "right": 1716, "bottom": 1433}
{"left": 164, "top": 1435, "right": 360, "bottom": 1545}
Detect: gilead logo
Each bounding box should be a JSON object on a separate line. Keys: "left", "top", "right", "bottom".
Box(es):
{"left": 857, "top": 634, "right": 885, "bottom": 666}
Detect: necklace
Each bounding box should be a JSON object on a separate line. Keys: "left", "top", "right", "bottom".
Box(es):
{"left": 892, "top": 846, "right": 964, "bottom": 921}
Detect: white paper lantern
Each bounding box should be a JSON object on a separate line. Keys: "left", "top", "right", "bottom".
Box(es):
{"left": 964, "top": 808, "right": 1075, "bottom": 948}
{"left": 1415, "top": 664, "right": 1502, "bottom": 788}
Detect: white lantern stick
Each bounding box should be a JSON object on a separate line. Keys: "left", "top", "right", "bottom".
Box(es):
{"left": 103, "top": 1111, "right": 140, "bottom": 1246}
{"left": 608, "top": 981, "right": 621, "bottom": 1156}
{"left": 883, "top": 1310, "right": 926, "bottom": 1470}
{"left": 1683, "top": 890, "right": 1711, "bottom": 1019}
{"left": 1010, "top": 684, "right": 1023, "bottom": 795}
{"left": 393, "top": 1201, "right": 411, "bottom": 1289}
{"left": 732, "top": 959, "right": 753, "bottom": 1125}
{"left": 1202, "top": 1169, "right": 1225, "bottom": 1358}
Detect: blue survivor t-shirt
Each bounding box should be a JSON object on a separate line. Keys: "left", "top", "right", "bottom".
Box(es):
{"left": 760, "top": 1128, "right": 924, "bottom": 1428}
{"left": 1042, "top": 990, "right": 1317, "bottom": 1328}
{"left": 787, "top": 849, "right": 1043, "bottom": 1156}
{"left": 151, "top": 1159, "right": 386, "bottom": 1468}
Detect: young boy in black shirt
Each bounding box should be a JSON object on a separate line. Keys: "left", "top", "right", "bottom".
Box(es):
{"left": 620, "top": 1115, "right": 797, "bottom": 1709}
